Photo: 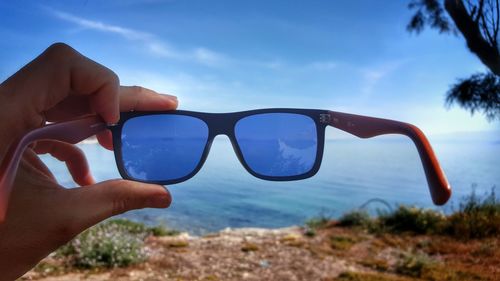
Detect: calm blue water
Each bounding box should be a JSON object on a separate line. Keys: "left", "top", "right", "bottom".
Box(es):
{"left": 41, "top": 135, "right": 500, "bottom": 235}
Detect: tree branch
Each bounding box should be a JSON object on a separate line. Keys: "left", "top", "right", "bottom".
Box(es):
{"left": 481, "top": 11, "right": 496, "bottom": 43}
{"left": 495, "top": 0, "right": 499, "bottom": 45}
{"left": 476, "top": 0, "right": 486, "bottom": 22}
{"left": 445, "top": 0, "right": 500, "bottom": 75}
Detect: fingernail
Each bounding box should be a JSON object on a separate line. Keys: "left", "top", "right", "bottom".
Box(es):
{"left": 148, "top": 194, "right": 171, "bottom": 208}
{"left": 163, "top": 95, "right": 178, "bottom": 107}
{"left": 162, "top": 93, "right": 178, "bottom": 100}
{"left": 85, "top": 173, "right": 96, "bottom": 185}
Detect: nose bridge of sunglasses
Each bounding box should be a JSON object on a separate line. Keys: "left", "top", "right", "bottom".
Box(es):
{"left": 204, "top": 113, "right": 238, "bottom": 137}
{"left": 200, "top": 113, "right": 249, "bottom": 169}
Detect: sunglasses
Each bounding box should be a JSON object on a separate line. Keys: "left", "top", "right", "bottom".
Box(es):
{"left": 0, "top": 108, "right": 452, "bottom": 220}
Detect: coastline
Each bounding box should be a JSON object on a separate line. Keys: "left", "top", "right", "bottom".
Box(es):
{"left": 22, "top": 222, "right": 499, "bottom": 281}
{"left": 22, "top": 190, "right": 499, "bottom": 281}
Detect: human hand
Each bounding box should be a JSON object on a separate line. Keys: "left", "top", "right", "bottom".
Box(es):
{"left": 0, "top": 43, "right": 177, "bottom": 280}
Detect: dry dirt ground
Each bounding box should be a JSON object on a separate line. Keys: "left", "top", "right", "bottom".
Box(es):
{"left": 21, "top": 226, "right": 499, "bottom": 281}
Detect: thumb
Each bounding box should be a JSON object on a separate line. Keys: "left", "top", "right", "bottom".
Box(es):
{"left": 65, "top": 179, "right": 171, "bottom": 231}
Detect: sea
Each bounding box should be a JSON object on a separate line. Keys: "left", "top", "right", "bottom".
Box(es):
{"left": 40, "top": 132, "right": 500, "bottom": 235}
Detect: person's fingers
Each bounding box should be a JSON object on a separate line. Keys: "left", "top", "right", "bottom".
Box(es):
{"left": 1, "top": 43, "right": 120, "bottom": 132}
{"left": 96, "top": 85, "right": 179, "bottom": 150}
{"left": 32, "top": 140, "right": 94, "bottom": 186}
{"left": 64, "top": 180, "right": 171, "bottom": 231}
{"left": 43, "top": 94, "right": 92, "bottom": 122}
{"left": 96, "top": 130, "right": 114, "bottom": 151}
{"left": 119, "top": 86, "right": 178, "bottom": 111}
{"left": 70, "top": 52, "right": 120, "bottom": 124}
{"left": 19, "top": 148, "right": 56, "bottom": 182}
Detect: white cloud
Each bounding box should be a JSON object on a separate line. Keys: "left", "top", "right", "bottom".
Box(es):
{"left": 360, "top": 60, "right": 408, "bottom": 96}
{"left": 46, "top": 7, "right": 350, "bottom": 73}
{"left": 193, "top": 47, "right": 227, "bottom": 66}
{"left": 47, "top": 7, "right": 226, "bottom": 65}
{"left": 50, "top": 9, "right": 152, "bottom": 41}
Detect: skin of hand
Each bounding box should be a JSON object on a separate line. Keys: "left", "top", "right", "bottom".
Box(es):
{"left": 0, "top": 43, "right": 178, "bottom": 280}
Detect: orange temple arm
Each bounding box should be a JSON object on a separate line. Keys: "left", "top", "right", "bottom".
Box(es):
{"left": 326, "top": 111, "right": 451, "bottom": 205}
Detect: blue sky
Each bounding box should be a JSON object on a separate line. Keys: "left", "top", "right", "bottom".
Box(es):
{"left": 0, "top": 0, "right": 498, "bottom": 136}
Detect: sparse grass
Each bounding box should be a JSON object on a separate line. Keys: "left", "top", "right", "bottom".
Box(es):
{"left": 334, "top": 271, "right": 412, "bottom": 281}
{"left": 280, "top": 233, "right": 306, "bottom": 247}
{"left": 395, "top": 251, "right": 437, "bottom": 278}
{"left": 149, "top": 225, "right": 181, "bottom": 237}
{"left": 241, "top": 242, "right": 259, "bottom": 252}
{"left": 330, "top": 235, "right": 358, "bottom": 250}
{"left": 33, "top": 261, "right": 66, "bottom": 276}
{"left": 472, "top": 240, "right": 497, "bottom": 257}
{"left": 107, "top": 219, "right": 180, "bottom": 237}
{"left": 358, "top": 258, "right": 390, "bottom": 271}
{"left": 165, "top": 240, "right": 189, "bottom": 248}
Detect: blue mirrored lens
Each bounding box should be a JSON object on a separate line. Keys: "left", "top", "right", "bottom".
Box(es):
{"left": 121, "top": 115, "right": 208, "bottom": 182}
{"left": 235, "top": 113, "right": 318, "bottom": 177}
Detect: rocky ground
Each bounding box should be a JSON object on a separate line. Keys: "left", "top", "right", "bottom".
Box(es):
{"left": 21, "top": 224, "right": 499, "bottom": 281}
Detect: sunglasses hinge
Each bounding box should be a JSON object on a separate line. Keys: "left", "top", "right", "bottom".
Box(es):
{"left": 319, "top": 113, "right": 332, "bottom": 124}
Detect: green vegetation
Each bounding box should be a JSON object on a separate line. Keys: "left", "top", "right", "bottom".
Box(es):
{"left": 330, "top": 235, "right": 358, "bottom": 250}
{"left": 305, "top": 215, "right": 330, "bottom": 229}
{"left": 36, "top": 188, "right": 497, "bottom": 278}
{"left": 241, "top": 242, "right": 259, "bottom": 252}
{"left": 446, "top": 189, "right": 500, "bottom": 239}
{"left": 304, "top": 214, "right": 331, "bottom": 237}
{"left": 56, "top": 219, "right": 180, "bottom": 269}
{"left": 307, "top": 188, "right": 499, "bottom": 240}
{"left": 334, "top": 271, "right": 412, "bottom": 281}
{"left": 378, "top": 206, "right": 446, "bottom": 234}
{"left": 101, "top": 219, "right": 180, "bottom": 237}
{"left": 338, "top": 210, "right": 372, "bottom": 228}
{"left": 395, "top": 251, "right": 437, "bottom": 278}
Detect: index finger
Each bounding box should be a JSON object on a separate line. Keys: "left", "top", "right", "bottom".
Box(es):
{"left": 96, "top": 86, "right": 179, "bottom": 150}
{"left": 1, "top": 43, "right": 120, "bottom": 132}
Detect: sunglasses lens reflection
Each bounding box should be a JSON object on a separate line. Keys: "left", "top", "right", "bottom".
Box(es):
{"left": 121, "top": 115, "right": 208, "bottom": 182}
{"left": 234, "top": 113, "right": 318, "bottom": 177}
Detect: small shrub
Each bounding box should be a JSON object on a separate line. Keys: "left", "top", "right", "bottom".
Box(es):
{"left": 445, "top": 188, "right": 500, "bottom": 239}
{"left": 305, "top": 215, "right": 330, "bottom": 230}
{"left": 304, "top": 228, "right": 316, "bottom": 237}
{"left": 304, "top": 214, "right": 331, "bottom": 237}
{"left": 55, "top": 219, "right": 182, "bottom": 269}
{"left": 58, "top": 221, "right": 147, "bottom": 268}
{"left": 379, "top": 205, "right": 446, "bottom": 234}
{"left": 395, "top": 251, "right": 437, "bottom": 278}
{"left": 338, "top": 210, "right": 372, "bottom": 227}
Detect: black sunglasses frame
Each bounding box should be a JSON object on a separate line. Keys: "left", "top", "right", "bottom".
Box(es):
{"left": 0, "top": 107, "right": 451, "bottom": 219}
{"left": 108, "top": 108, "right": 329, "bottom": 185}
